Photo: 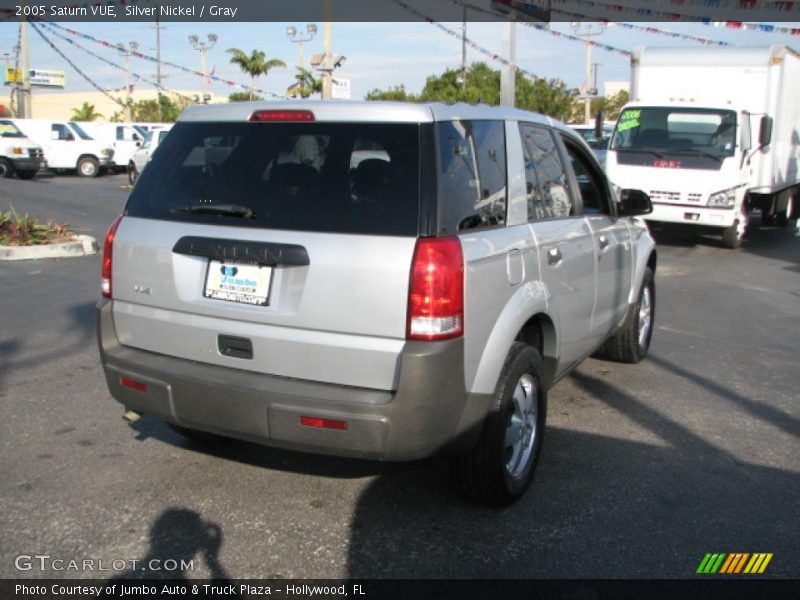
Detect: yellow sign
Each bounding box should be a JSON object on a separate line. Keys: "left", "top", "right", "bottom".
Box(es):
{"left": 5, "top": 67, "right": 22, "bottom": 85}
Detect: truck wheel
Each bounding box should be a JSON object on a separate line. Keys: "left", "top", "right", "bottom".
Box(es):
{"left": 16, "top": 170, "right": 36, "bottom": 180}
{"left": 0, "top": 158, "right": 13, "bottom": 179}
{"left": 776, "top": 194, "right": 794, "bottom": 227}
{"left": 722, "top": 222, "right": 742, "bottom": 248}
{"left": 77, "top": 157, "right": 100, "bottom": 178}
{"left": 127, "top": 163, "right": 138, "bottom": 185}
{"left": 604, "top": 267, "right": 655, "bottom": 364}
{"left": 453, "top": 342, "right": 547, "bottom": 506}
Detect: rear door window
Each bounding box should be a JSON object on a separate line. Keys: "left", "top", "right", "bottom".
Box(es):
{"left": 125, "top": 122, "right": 421, "bottom": 236}
{"left": 437, "top": 120, "right": 507, "bottom": 233}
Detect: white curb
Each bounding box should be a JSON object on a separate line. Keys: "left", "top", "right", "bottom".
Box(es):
{"left": 0, "top": 235, "right": 98, "bottom": 261}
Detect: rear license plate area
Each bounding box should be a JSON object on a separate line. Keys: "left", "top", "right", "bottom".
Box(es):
{"left": 203, "top": 259, "right": 273, "bottom": 306}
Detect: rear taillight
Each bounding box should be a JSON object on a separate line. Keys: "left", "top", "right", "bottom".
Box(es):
{"left": 249, "top": 109, "right": 315, "bottom": 122}
{"left": 407, "top": 236, "right": 464, "bottom": 341}
{"left": 101, "top": 215, "right": 123, "bottom": 299}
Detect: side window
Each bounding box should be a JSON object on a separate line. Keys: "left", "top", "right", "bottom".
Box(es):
{"left": 51, "top": 123, "right": 70, "bottom": 141}
{"left": 116, "top": 127, "right": 125, "bottom": 141}
{"left": 437, "top": 120, "right": 507, "bottom": 233}
{"left": 519, "top": 123, "right": 572, "bottom": 220}
{"left": 560, "top": 137, "right": 612, "bottom": 215}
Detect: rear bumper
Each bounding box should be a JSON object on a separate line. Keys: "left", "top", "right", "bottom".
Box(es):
{"left": 97, "top": 300, "right": 491, "bottom": 461}
{"left": 646, "top": 202, "right": 737, "bottom": 229}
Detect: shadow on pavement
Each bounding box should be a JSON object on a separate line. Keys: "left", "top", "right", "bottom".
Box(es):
{"left": 342, "top": 372, "right": 799, "bottom": 578}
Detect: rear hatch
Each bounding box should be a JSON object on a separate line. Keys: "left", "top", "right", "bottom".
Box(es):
{"left": 113, "top": 116, "right": 424, "bottom": 391}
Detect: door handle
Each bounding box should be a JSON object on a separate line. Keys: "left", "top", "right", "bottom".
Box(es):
{"left": 547, "top": 247, "right": 562, "bottom": 266}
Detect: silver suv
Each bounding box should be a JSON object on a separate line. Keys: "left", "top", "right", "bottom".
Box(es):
{"left": 97, "top": 102, "right": 656, "bottom": 505}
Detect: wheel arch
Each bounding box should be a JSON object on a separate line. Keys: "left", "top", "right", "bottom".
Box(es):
{"left": 468, "top": 281, "right": 559, "bottom": 395}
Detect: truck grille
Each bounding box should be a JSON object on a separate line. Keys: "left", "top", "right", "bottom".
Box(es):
{"left": 27, "top": 148, "right": 44, "bottom": 159}
{"left": 649, "top": 190, "right": 704, "bottom": 204}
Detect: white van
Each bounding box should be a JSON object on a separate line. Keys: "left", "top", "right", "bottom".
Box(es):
{"left": 0, "top": 119, "right": 46, "bottom": 179}
{"left": 78, "top": 122, "right": 147, "bottom": 173}
{"left": 128, "top": 124, "right": 172, "bottom": 184}
{"left": 11, "top": 119, "right": 114, "bottom": 177}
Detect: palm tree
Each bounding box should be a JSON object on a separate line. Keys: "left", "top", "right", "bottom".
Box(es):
{"left": 226, "top": 48, "right": 286, "bottom": 100}
{"left": 288, "top": 67, "right": 322, "bottom": 99}
{"left": 70, "top": 102, "right": 103, "bottom": 121}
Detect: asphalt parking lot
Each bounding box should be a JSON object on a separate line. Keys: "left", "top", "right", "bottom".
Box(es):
{"left": 1, "top": 173, "right": 798, "bottom": 580}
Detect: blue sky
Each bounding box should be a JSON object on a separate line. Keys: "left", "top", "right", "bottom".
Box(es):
{"left": 3, "top": 20, "right": 800, "bottom": 100}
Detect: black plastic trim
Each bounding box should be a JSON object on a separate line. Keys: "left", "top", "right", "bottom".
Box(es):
{"left": 172, "top": 236, "right": 309, "bottom": 266}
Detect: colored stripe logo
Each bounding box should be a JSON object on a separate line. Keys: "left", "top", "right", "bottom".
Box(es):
{"left": 697, "top": 553, "right": 773, "bottom": 574}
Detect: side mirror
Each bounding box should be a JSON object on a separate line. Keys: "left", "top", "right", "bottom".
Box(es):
{"left": 618, "top": 189, "right": 652, "bottom": 217}
{"left": 759, "top": 115, "right": 773, "bottom": 147}
{"left": 135, "top": 141, "right": 142, "bottom": 147}
{"left": 132, "top": 133, "right": 140, "bottom": 142}
{"left": 594, "top": 110, "right": 605, "bottom": 142}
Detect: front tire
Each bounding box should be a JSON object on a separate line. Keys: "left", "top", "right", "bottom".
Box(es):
{"left": 776, "top": 194, "right": 794, "bottom": 227}
{"left": 77, "top": 157, "right": 100, "bottom": 178}
{"left": 0, "top": 158, "right": 14, "bottom": 179}
{"left": 453, "top": 342, "right": 547, "bottom": 506}
{"left": 127, "top": 163, "right": 138, "bottom": 185}
{"left": 604, "top": 267, "right": 655, "bottom": 364}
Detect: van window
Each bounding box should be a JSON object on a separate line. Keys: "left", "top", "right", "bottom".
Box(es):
{"left": 51, "top": 123, "right": 73, "bottom": 141}
{"left": 437, "top": 120, "right": 507, "bottom": 233}
{"left": 125, "top": 121, "right": 421, "bottom": 237}
{"left": 519, "top": 123, "right": 572, "bottom": 220}
{"left": 68, "top": 122, "right": 93, "bottom": 140}
{"left": 0, "top": 120, "right": 25, "bottom": 138}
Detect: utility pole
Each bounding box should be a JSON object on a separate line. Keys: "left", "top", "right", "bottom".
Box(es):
{"left": 460, "top": 5, "right": 467, "bottom": 90}
{"left": 19, "top": 20, "right": 32, "bottom": 118}
{"left": 117, "top": 42, "right": 139, "bottom": 122}
{"left": 321, "top": 0, "right": 332, "bottom": 100}
{"left": 287, "top": 24, "right": 317, "bottom": 97}
{"left": 571, "top": 22, "right": 606, "bottom": 124}
{"left": 189, "top": 33, "right": 217, "bottom": 101}
{"left": 155, "top": 15, "right": 163, "bottom": 120}
{"left": 499, "top": 21, "right": 516, "bottom": 107}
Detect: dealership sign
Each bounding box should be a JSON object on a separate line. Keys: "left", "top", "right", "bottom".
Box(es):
{"left": 29, "top": 69, "right": 66, "bottom": 88}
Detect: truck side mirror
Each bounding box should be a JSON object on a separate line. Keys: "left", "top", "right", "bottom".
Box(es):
{"left": 759, "top": 115, "right": 773, "bottom": 147}
{"left": 618, "top": 189, "right": 652, "bottom": 217}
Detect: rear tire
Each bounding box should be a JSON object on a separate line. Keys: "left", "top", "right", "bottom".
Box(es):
{"left": 77, "top": 157, "right": 100, "bottom": 178}
{"left": 127, "top": 163, "right": 138, "bottom": 185}
{"left": 776, "top": 194, "right": 794, "bottom": 227}
{"left": 453, "top": 342, "right": 547, "bottom": 506}
{"left": 604, "top": 267, "right": 655, "bottom": 364}
{"left": 0, "top": 158, "right": 13, "bottom": 179}
{"left": 16, "top": 170, "right": 36, "bottom": 180}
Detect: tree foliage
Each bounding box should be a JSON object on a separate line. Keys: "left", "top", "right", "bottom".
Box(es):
{"left": 364, "top": 63, "right": 577, "bottom": 121}
{"left": 226, "top": 48, "right": 286, "bottom": 100}
{"left": 131, "top": 95, "right": 187, "bottom": 122}
{"left": 70, "top": 102, "right": 103, "bottom": 121}
{"left": 287, "top": 67, "right": 322, "bottom": 99}
{"left": 228, "top": 91, "right": 264, "bottom": 102}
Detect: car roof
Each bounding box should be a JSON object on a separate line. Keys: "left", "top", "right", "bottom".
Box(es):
{"left": 178, "top": 100, "right": 566, "bottom": 131}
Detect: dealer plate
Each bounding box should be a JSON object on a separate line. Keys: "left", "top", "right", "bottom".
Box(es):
{"left": 203, "top": 260, "right": 272, "bottom": 306}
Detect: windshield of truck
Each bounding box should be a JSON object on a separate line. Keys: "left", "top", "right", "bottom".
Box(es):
{"left": 611, "top": 107, "right": 737, "bottom": 158}
{"left": 0, "top": 120, "right": 25, "bottom": 138}
{"left": 132, "top": 125, "right": 148, "bottom": 138}
{"left": 126, "top": 121, "right": 421, "bottom": 236}
{"left": 68, "top": 122, "right": 94, "bottom": 140}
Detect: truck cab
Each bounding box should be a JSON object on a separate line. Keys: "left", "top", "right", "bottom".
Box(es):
{"left": 0, "top": 119, "right": 46, "bottom": 179}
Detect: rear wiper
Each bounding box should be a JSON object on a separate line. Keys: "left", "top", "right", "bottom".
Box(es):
{"left": 170, "top": 204, "right": 255, "bottom": 219}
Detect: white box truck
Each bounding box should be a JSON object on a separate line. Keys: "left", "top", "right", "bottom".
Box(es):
{"left": 605, "top": 45, "right": 800, "bottom": 247}
{"left": 11, "top": 119, "right": 114, "bottom": 177}
{"left": 78, "top": 122, "right": 147, "bottom": 174}
{"left": 0, "top": 119, "right": 46, "bottom": 179}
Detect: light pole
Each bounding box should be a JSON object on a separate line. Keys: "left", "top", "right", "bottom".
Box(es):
{"left": 117, "top": 41, "right": 139, "bottom": 122}
{"left": 571, "top": 22, "right": 606, "bottom": 124}
{"left": 286, "top": 23, "right": 317, "bottom": 97}
{"left": 189, "top": 33, "right": 218, "bottom": 101}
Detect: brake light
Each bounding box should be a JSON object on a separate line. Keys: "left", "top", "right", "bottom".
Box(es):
{"left": 300, "top": 416, "right": 348, "bottom": 430}
{"left": 249, "top": 110, "right": 315, "bottom": 122}
{"left": 407, "top": 237, "right": 464, "bottom": 341}
{"left": 101, "top": 215, "right": 123, "bottom": 299}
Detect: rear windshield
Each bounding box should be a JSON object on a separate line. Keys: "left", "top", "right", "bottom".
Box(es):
{"left": 125, "top": 121, "right": 421, "bottom": 236}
